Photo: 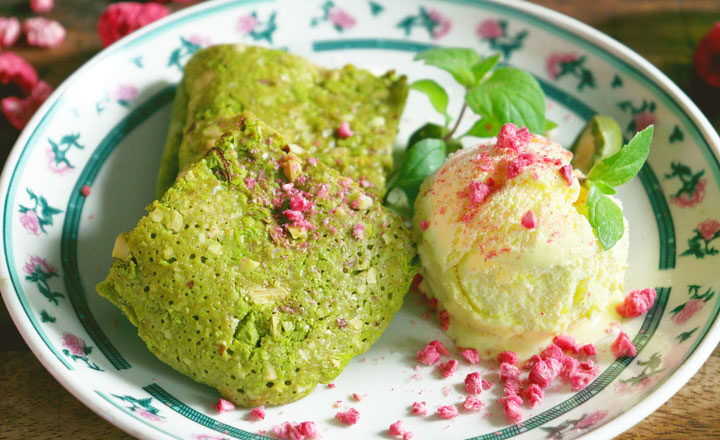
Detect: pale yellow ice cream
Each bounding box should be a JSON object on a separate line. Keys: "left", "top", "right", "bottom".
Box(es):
{"left": 414, "top": 127, "right": 628, "bottom": 357}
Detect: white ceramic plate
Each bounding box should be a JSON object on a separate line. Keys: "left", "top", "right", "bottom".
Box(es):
{"left": 2, "top": 0, "right": 719, "bottom": 439}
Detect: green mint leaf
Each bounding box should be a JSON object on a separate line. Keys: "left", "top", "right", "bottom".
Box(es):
{"left": 460, "top": 118, "right": 500, "bottom": 138}
{"left": 586, "top": 184, "right": 625, "bottom": 250}
{"left": 587, "top": 125, "right": 654, "bottom": 187}
{"left": 407, "top": 122, "right": 450, "bottom": 148}
{"left": 410, "top": 79, "right": 450, "bottom": 124}
{"left": 465, "top": 66, "right": 546, "bottom": 134}
{"left": 545, "top": 118, "right": 558, "bottom": 132}
{"left": 414, "top": 47, "right": 481, "bottom": 88}
{"left": 470, "top": 53, "right": 501, "bottom": 85}
{"left": 387, "top": 138, "right": 447, "bottom": 208}
{"left": 592, "top": 180, "right": 616, "bottom": 195}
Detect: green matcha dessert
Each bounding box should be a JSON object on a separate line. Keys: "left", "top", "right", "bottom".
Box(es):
{"left": 156, "top": 44, "right": 408, "bottom": 198}
{"left": 98, "top": 112, "right": 417, "bottom": 406}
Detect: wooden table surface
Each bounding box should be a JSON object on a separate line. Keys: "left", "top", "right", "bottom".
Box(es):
{"left": 0, "top": 1, "right": 719, "bottom": 439}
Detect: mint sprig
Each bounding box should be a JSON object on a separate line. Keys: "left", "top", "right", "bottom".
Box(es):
{"left": 583, "top": 125, "right": 654, "bottom": 250}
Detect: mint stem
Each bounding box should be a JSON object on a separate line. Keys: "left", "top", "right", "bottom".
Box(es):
{"left": 444, "top": 102, "right": 467, "bottom": 141}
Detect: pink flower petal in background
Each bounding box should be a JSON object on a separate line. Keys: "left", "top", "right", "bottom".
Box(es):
{"left": 23, "top": 17, "right": 66, "bottom": 48}
{"left": 61, "top": 332, "right": 86, "bottom": 356}
{"left": 2, "top": 80, "right": 52, "bottom": 129}
{"left": 546, "top": 53, "right": 579, "bottom": 79}
{"left": 236, "top": 14, "right": 257, "bottom": 34}
{"left": 0, "top": 17, "right": 21, "bottom": 48}
{"left": 30, "top": 0, "right": 54, "bottom": 13}
{"left": 697, "top": 219, "right": 720, "bottom": 241}
{"left": 19, "top": 210, "right": 41, "bottom": 236}
{"left": 0, "top": 52, "right": 38, "bottom": 94}
{"left": 328, "top": 8, "right": 356, "bottom": 30}
{"left": 23, "top": 254, "right": 57, "bottom": 275}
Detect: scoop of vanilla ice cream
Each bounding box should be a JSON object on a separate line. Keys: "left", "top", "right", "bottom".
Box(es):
{"left": 414, "top": 124, "right": 628, "bottom": 357}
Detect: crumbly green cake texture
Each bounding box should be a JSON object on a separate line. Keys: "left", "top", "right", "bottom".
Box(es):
{"left": 98, "top": 112, "right": 417, "bottom": 407}
{"left": 155, "top": 44, "right": 408, "bottom": 198}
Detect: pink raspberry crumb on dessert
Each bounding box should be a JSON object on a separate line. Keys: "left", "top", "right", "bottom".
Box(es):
{"left": 553, "top": 334, "right": 580, "bottom": 354}
{"left": 461, "top": 348, "right": 481, "bottom": 364}
{"left": 522, "top": 383, "right": 544, "bottom": 408}
{"left": 499, "top": 362, "right": 521, "bottom": 381}
{"left": 31, "top": 0, "right": 54, "bottom": 13}
{"left": 496, "top": 123, "right": 530, "bottom": 151}
{"left": 272, "top": 421, "right": 317, "bottom": 440}
{"left": 437, "top": 359, "right": 458, "bottom": 378}
{"left": 411, "top": 401, "right": 428, "bottom": 416}
{"left": 337, "top": 121, "right": 353, "bottom": 138}
{"left": 464, "top": 372, "right": 484, "bottom": 395}
{"left": 497, "top": 351, "right": 518, "bottom": 365}
{"left": 500, "top": 395, "right": 524, "bottom": 423}
{"left": 611, "top": 331, "right": 637, "bottom": 358}
{"left": 327, "top": 383, "right": 336, "bottom": 389}
{"left": 352, "top": 223, "right": 365, "bottom": 240}
{"left": 335, "top": 408, "right": 359, "bottom": 425}
{"left": 430, "top": 340, "right": 450, "bottom": 356}
{"left": 468, "top": 180, "right": 491, "bottom": 206}
{"left": 80, "top": 185, "right": 91, "bottom": 197}
{"left": 250, "top": 406, "right": 266, "bottom": 420}
{"left": 560, "top": 356, "right": 579, "bottom": 382}
{"left": 0, "top": 18, "right": 21, "bottom": 48}
{"left": 212, "top": 398, "right": 235, "bottom": 413}
{"left": 540, "top": 344, "right": 564, "bottom": 362}
{"left": 419, "top": 220, "right": 429, "bottom": 232}
{"left": 417, "top": 342, "right": 442, "bottom": 365}
{"left": 522, "top": 354, "right": 542, "bottom": 370}
{"left": 437, "top": 405, "right": 459, "bottom": 419}
{"left": 389, "top": 420, "right": 413, "bottom": 439}
{"left": 23, "top": 17, "right": 66, "bottom": 48}
{"left": 581, "top": 344, "right": 597, "bottom": 356}
{"left": 529, "top": 360, "right": 557, "bottom": 389}
{"left": 616, "top": 288, "right": 657, "bottom": 317}
{"left": 558, "top": 164, "right": 573, "bottom": 186}
{"left": 463, "top": 395, "right": 484, "bottom": 412}
{"left": 352, "top": 393, "right": 364, "bottom": 401}
{"left": 521, "top": 210, "right": 537, "bottom": 229}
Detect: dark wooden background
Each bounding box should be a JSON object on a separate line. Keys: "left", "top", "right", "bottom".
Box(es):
{"left": 0, "top": 0, "right": 719, "bottom": 438}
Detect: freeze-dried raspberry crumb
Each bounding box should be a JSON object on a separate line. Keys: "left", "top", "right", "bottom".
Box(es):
{"left": 352, "top": 393, "right": 364, "bottom": 401}
{"left": 438, "top": 309, "right": 450, "bottom": 330}
{"left": 463, "top": 395, "right": 484, "bottom": 412}
{"left": 429, "top": 340, "right": 450, "bottom": 356}
{"left": 411, "top": 401, "right": 427, "bottom": 416}
{"left": 461, "top": 348, "right": 481, "bottom": 364}
{"left": 570, "top": 371, "right": 593, "bottom": 391}
{"left": 496, "top": 123, "right": 530, "bottom": 151}
{"left": 560, "top": 356, "right": 578, "bottom": 382}
{"left": 335, "top": 408, "right": 359, "bottom": 425}
{"left": 30, "top": 0, "right": 54, "bottom": 13}
{"left": 337, "top": 121, "right": 353, "bottom": 138}
{"left": 497, "top": 351, "right": 518, "bottom": 365}
{"left": 553, "top": 334, "right": 580, "bottom": 354}
{"left": 522, "top": 354, "right": 542, "bottom": 370}
{"left": 529, "top": 360, "right": 556, "bottom": 389}
{"left": 558, "top": 164, "right": 573, "bottom": 186}
{"left": 289, "top": 193, "right": 312, "bottom": 212}
{"left": 353, "top": 223, "right": 365, "bottom": 240}
{"left": 81, "top": 185, "right": 91, "bottom": 197}
{"left": 499, "top": 362, "right": 521, "bottom": 381}
{"left": 250, "top": 406, "right": 266, "bottom": 420}
{"left": 23, "top": 17, "right": 66, "bottom": 48}
{"left": 468, "top": 180, "right": 491, "bottom": 206}
{"left": 437, "top": 405, "right": 459, "bottom": 419}
{"left": 504, "top": 377, "right": 521, "bottom": 396}
{"left": 521, "top": 210, "right": 537, "bottom": 229}
{"left": 464, "top": 372, "right": 484, "bottom": 394}
{"left": 212, "top": 398, "right": 235, "bottom": 413}
{"left": 389, "top": 420, "right": 408, "bottom": 438}
{"left": 272, "top": 421, "right": 317, "bottom": 440}
{"left": 327, "top": 383, "right": 336, "bottom": 389}
{"left": 578, "top": 360, "right": 599, "bottom": 375}
{"left": 419, "top": 220, "right": 429, "bottom": 231}
{"left": 437, "top": 359, "right": 458, "bottom": 378}
{"left": 2, "top": 80, "right": 52, "bottom": 129}
{"left": 500, "top": 395, "right": 523, "bottom": 423}
{"left": 0, "top": 18, "right": 20, "bottom": 48}
{"left": 0, "top": 52, "right": 38, "bottom": 94}
{"left": 298, "top": 422, "right": 318, "bottom": 439}
{"left": 506, "top": 152, "right": 538, "bottom": 179}
{"left": 540, "top": 344, "right": 564, "bottom": 362}
{"left": 611, "top": 331, "right": 637, "bottom": 358}
{"left": 522, "top": 383, "right": 543, "bottom": 408}
{"left": 97, "top": 2, "right": 170, "bottom": 47}
{"left": 616, "top": 288, "right": 657, "bottom": 318}
{"left": 581, "top": 344, "right": 597, "bottom": 356}
{"left": 481, "top": 379, "right": 493, "bottom": 390}
{"left": 416, "top": 343, "right": 440, "bottom": 366}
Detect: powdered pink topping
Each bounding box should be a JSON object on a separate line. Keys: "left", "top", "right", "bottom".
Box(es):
{"left": 272, "top": 421, "right": 317, "bottom": 440}
{"left": 499, "top": 362, "right": 521, "bottom": 381}
{"left": 581, "top": 344, "right": 597, "bottom": 356}
{"left": 558, "top": 164, "right": 573, "bottom": 186}
{"left": 31, "top": 0, "right": 54, "bottom": 13}
{"left": 497, "top": 351, "right": 518, "bottom": 365}
{"left": 461, "top": 348, "right": 481, "bottom": 364}
{"left": 463, "top": 395, "right": 484, "bottom": 411}
{"left": 283, "top": 210, "right": 314, "bottom": 231}
{"left": 464, "top": 372, "right": 484, "bottom": 394}
{"left": 500, "top": 395, "right": 523, "bottom": 423}
{"left": 616, "top": 288, "right": 657, "bottom": 318}
{"left": 611, "top": 331, "right": 637, "bottom": 358}
{"left": 496, "top": 123, "right": 530, "bottom": 151}
{"left": 553, "top": 334, "right": 580, "bottom": 354}
{"left": 468, "top": 180, "right": 491, "bottom": 206}
{"left": 23, "top": 18, "right": 66, "bottom": 48}
{"left": 505, "top": 152, "right": 537, "bottom": 179}
{"left": 429, "top": 340, "right": 450, "bottom": 356}
{"left": 437, "top": 359, "right": 458, "bottom": 378}
{"left": 0, "top": 18, "right": 20, "bottom": 48}
{"left": 316, "top": 183, "right": 330, "bottom": 199}
{"left": 337, "top": 121, "right": 353, "bottom": 138}
{"left": 521, "top": 210, "right": 537, "bottom": 229}
{"left": 523, "top": 383, "right": 544, "bottom": 408}
{"left": 81, "top": 185, "right": 91, "bottom": 197}
{"left": 353, "top": 223, "right": 365, "bottom": 240}
{"left": 335, "top": 408, "right": 359, "bottom": 425}
{"left": 245, "top": 177, "right": 256, "bottom": 189}
{"left": 416, "top": 344, "right": 441, "bottom": 366}
{"left": 308, "top": 157, "right": 318, "bottom": 166}
{"left": 289, "top": 194, "right": 312, "bottom": 212}
{"left": 411, "top": 401, "right": 428, "bottom": 416}
{"left": 437, "top": 405, "right": 459, "bottom": 419}
{"left": 419, "top": 220, "right": 429, "bottom": 232}
{"left": 529, "top": 360, "right": 557, "bottom": 389}
{"left": 212, "top": 398, "right": 235, "bottom": 413}
{"left": 250, "top": 406, "right": 266, "bottom": 420}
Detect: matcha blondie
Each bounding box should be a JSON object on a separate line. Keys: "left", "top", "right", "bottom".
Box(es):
{"left": 98, "top": 112, "right": 417, "bottom": 406}
{"left": 156, "top": 44, "right": 408, "bottom": 198}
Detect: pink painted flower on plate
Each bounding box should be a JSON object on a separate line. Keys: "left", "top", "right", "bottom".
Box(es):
{"left": 136, "top": 408, "right": 165, "bottom": 422}
{"left": 546, "top": 53, "right": 579, "bottom": 79}
{"left": 672, "top": 298, "right": 705, "bottom": 324}
{"left": 113, "top": 84, "right": 138, "bottom": 103}
{"left": 19, "top": 210, "right": 41, "bottom": 236}
{"left": 45, "top": 147, "right": 72, "bottom": 175}
{"left": 698, "top": 219, "right": 720, "bottom": 241}
{"left": 329, "top": 7, "right": 356, "bottom": 30}
{"left": 427, "top": 9, "right": 451, "bottom": 39}
{"left": 576, "top": 410, "right": 608, "bottom": 429}
{"left": 634, "top": 111, "right": 656, "bottom": 131}
{"left": 62, "top": 332, "right": 86, "bottom": 356}
{"left": 187, "top": 34, "right": 212, "bottom": 47}
{"left": 236, "top": 14, "right": 257, "bottom": 34}
{"left": 23, "top": 254, "right": 57, "bottom": 275}
{"left": 670, "top": 178, "right": 706, "bottom": 207}
{"left": 475, "top": 19, "right": 503, "bottom": 39}
{"left": 192, "top": 435, "right": 227, "bottom": 440}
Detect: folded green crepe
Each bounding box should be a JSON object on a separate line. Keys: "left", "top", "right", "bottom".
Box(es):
{"left": 156, "top": 44, "right": 408, "bottom": 198}
{"left": 98, "top": 112, "right": 417, "bottom": 406}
